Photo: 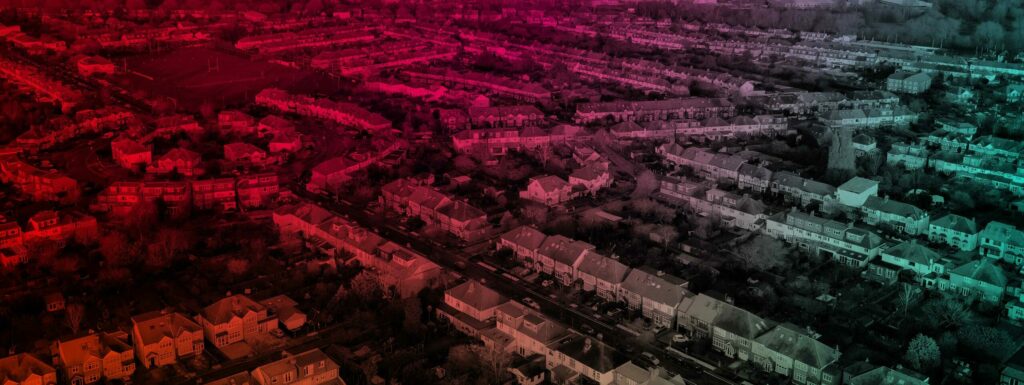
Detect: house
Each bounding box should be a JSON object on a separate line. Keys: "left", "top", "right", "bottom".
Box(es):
{"left": 23, "top": 210, "right": 99, "bottom": 246}
{"left": 509, "top": 355, "right": 548, "bottom": 385}
{"left": 948, "top": 259, "right": 1007, "bottom": 303}
{"left": 879, "top": 240, "right": 945, "bottom": 284}
{"left": 498, "top": 225, "right": 548, "bottom": 265}
{"left": 131, "top": 310, "right": 204, "bottom": 368}
{"left": 218, "top": 110, "right": 256, "bottom": 136}
{"left": 224, "top": 142, "right": 270, "bottom": 166}
{"left": 619, "top": 268, "right": 690, "bottom": 329}
{"left": 437, "top": 280, "right": 507, "bottom": 337}
{"left": 259, "top": 295, "right": 307, "bottom": 332}
{"left": 76, "top": 56, "right": 116, "bottom": 76}
{"left": 569, "top": 165, "right": 612, "bottom": 197}
{"left": 520, "top": 175, "right": 571, "bottom": 206}
{"left": 575, "top": 252, "right": 630, "bottom": 302}
{"left": 197, "top": 294, "right": 277, "bottom": 349}
{"left": 764, "top": 209, "right": 886, "bottom": 268}
{"left": 192, "top": 178, "right": 237, "bottom": 211}
{"left": 836, "top": 177, "right": 878, "bottom": 208}
{"left": 151, "top": 148, "right": 202, "bottom": 177}
{"left": 612, "top": 362, "right": 688, "bottom": 385}
{"left": 111, "top": 138, "right": 151, "bottom": 171}
{"left": 928, "top": 213, "right": 979, "bottom": 251}
{"left": 258, "top": 115, "right": 295, "bottom": 138}
{"left": 751, "top": 323, "right": 840, "bottom": 385}
{"left": 936, "top": 119, "right": 978, "bottom": 139}
{"left": 208, "top": 372, "right": 255, "bottom": 385}
{"left": 0, "top": 353, "right": 57, "bottom": 385}
{"left": 770, "top": 172, "right": 835, "bottom": 208}
{"left": 738, "top": 164, "right": 772, "bottom": 193}
{"left": 45, "top": 292, "right": 65, "bottom": 312}
{"left": 270, "top": 132, "right": 302, "bottom": 153}
{"left": 236, "top": 173, "right": 280, "bottom": 209}
{"left": 861, "top": 196, "right": 929, "bottom": 236}
{"left": 536, "top": 235, "right": 594, "bottom": 285}
{"left": 845, "top": 364, "right": 928, "bottom": 385}
{"left": 979, "top": 221, "right": 1024, "bottom": 266}
{"left": 55, "top": 331, "right": 135, "bottom": 384}
{"left": 886, "top": 71, "right": 932, "bottom": 94}
{"left": 468, "top": 105, "right": 545, "bottom": 128}
{"left": 887, "top": 142, "right": 929, "bottom": 170}
{"left": 250, "top": 348, "right": 341, "bottom": 385}
{"left": 852, "top": 134, "right": 877, "bottom": 156}
{"left": 379, "top": 179, "right": 489, "bottom": 241}
{"left": 546, "top": 335, "right": 628, "bottom": 385}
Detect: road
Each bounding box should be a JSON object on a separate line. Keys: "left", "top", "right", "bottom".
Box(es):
{"left": 295, "top": 188, "right": 740, "bottom": 385}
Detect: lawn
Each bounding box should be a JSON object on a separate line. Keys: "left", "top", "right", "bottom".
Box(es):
{"left": 119, "top": 47, "right": 339, "bottom": 110}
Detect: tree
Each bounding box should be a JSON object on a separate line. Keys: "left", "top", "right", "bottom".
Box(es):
{"left": 921, "top": 296, "right": 970, "bottom": 329}
{"left": 66, "top": 303, "right": 85, "bottom": 335}
{"left": 403, "top": 296, "right": 423, "bottom": 335}
{"left": 904, "top": 334, "right": 940, "bottom": 371}
{"left": 99, "top": 232, "right": 132, "bottom": 267}
{"left": 631, "top": 170, "right": 659, "bottom": 198}
{"left": 896, "top": 283, "right": 920, "bottom": 318}
{"left": 973, "top": 21, "right": 1006, "bottom": 50}
{"left": 958, "top": 325, "right": 1018, "bottom": 361}
{"left": 909, "top": 333, "right": 937, "bottom": 370}
{"left": 350, "top": 270, "right": 383, "bottom": 301}
{"left": 735, "top": 235, "right": 790, "bottom": 271}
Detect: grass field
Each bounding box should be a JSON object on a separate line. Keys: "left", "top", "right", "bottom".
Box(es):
{"left": 120, "top": 47, "right": 340, "bottom": 110}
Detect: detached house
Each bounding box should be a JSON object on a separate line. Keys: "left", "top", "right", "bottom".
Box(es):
{"left": 437, "top": 280, "right": 507, "bottom": 337}
{"left": 948, "top": 259, "right": 1007, "bottom": 303}
{"left": 197, "top": 294, "right": 277, "bottom": 349}
{"left": 979, "top": 221, "right": 1024, "bottom": 266}
{"left": 546, "top": 335, "right": 629, "bottom": 385}
{"left": 131, "top": 310, "right": 204, "bottom": 368}
{"left": 110, "top": 138, "right": 151, "bottom": 171}
{"left": 151, "top": 148, "right": 202, "bottom": 177}
{"left": 250, "top": 348, "right": 341, "bottom": 385}
{"left": 928, "top": 213, "right": 979, "bottom": 251}
{"left": 861, "top": 196, "right": 929, "bottom": 236}
{"left": 521, "top": 175, "right": 572, "bottom": 206}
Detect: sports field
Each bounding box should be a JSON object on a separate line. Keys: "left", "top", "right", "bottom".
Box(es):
{"left": 121, "top": 47, "right": 338, "bottom": 110}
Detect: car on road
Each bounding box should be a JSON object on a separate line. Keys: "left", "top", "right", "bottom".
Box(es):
{"left": 641, "top": 352, "right": 660, "bottom": 366}
{"left": 580, "top": 324, "right": 595, "bottom": 335}
{"left": 672, "top": 333, "right": 688, "bottom": 343}
{"left": 523, "top": 297, "right": 540, "bottom": 309}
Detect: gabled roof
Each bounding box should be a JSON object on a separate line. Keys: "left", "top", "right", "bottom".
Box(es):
{"left": 863, "top": 196, "right": 926, "bottom": 219}
{"left": 755, "top": 323, "right": 838, "bottom": 370}
{"left": 930, "top": 213, "right": 978, "bottom": 235}
{"left": 131, "top": 310, "right": 201, "bottom": 346}
{"left": 951, "top": 259, "right": 1008, "bottom": 287}
{"left": 447, "top": 280, "right": 506, "bottom": 311}
{"left": 683, "top": 294, "right": 772, "bottom": 339}
{"left": 883, "top": 240, "right": 941, "bottom": 266}
{"left": 201, "top": 294, "right": 267, "bottom": 325}
{"left": 553, "top": 335, "right": 628, "bottom": 374}
{"left": 0, "top": 353, "right": 55, "bottom": 383}
{"left": 500, "top": 226, "right": 547, "bottom": 251}
{"left": 529, "top": 175, "right": 569, "bottom": 193}
{"left": 576, "top": 251, "right": 630, "bottom": 284}
{"left": 538, "top": 235, "right": 594, "bottom": 266}
{"left": 620, "top": 268, "right": 688, "bottom": 307}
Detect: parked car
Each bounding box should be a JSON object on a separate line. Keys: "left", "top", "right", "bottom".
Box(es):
{"left": 523, "top": 297, "right": 541, "bottom": 309}
{"left": 641, "top": 352, "right": 660, "bottom": 366}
